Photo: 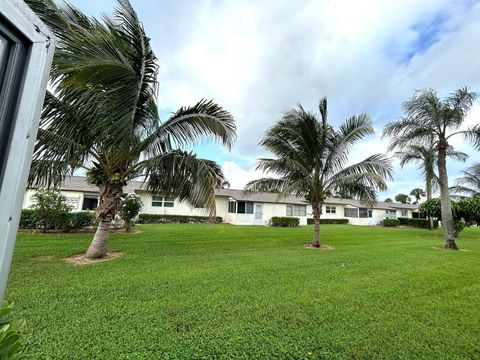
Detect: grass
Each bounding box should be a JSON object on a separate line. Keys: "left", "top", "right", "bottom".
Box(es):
{"left": 6, "top": 224, "right": 480, "bottom": 359}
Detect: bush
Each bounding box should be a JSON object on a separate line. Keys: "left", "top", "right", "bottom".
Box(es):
{"left": 138, "top": 214, "right": 222, "bottom": 224}
{"left": 397, "top": 217, "right": 438, "bottom": 229}
{"left": 307, "top": 218, "right": 349, "bottom": 225}
{"left": 119, "top": 193, "right": 143, "bottom": 232}
{"left": 18, "top": 209, "right": 94, "bottom": 231}
{"left": 19, "top": 209, "right": 37, "bottom": 229}
{"left": 270, "top": 217, "right": 300, "bottom": 227}
{"left": 383, "top": 219, "right": 399, "bottom": 227}
{"left": 31, "top": 189, "right": 70, "bottom": 232}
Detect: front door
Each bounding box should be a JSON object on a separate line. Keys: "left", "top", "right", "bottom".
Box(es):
{"left": 254, "top": 204, "right": 263, "bottom": 225}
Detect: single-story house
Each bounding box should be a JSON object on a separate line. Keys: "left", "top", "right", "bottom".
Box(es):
{"left": 23, "top": 176, "right": 419, "bottom": 226}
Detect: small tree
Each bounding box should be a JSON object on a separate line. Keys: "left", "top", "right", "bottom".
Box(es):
{"left": 119, "top": 194, "right": 143, "bottom": 232}
{"left": 395, "top": 194, "right": 410, "bottom": 203}
{"left": 384, "top": 198, "right": 393, "bottom": 203}
{"left": 31, "top": 189, "right": 70, "bottom": 232}
{"left": 418, "top": 198, "right": 480, "bottom": 237}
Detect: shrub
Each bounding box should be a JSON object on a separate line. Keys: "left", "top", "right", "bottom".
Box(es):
{"left": 138, "top": 214, "right": 222, "bottom": 224}
{"left": 119, "top": 193, "right": 143, "bottom": 232}
{"left": 397, "top": 217, "right": 438, "bottom": 229}
{"left": 31, "top": 189, "right": 70, "bottom": 232}
{"left": 19, "top": 209, "right": 37, "bottom": 229}
{"left": 307, "top": 218, "right": 349, "bottom": 225}
{"left": 18, "top": 209, "right": 94, "bottom": 231}
{"left": 67, "top": 212, "right": 95, "bottom": 231}
{"left": 270, "top": 217, "right": 300, "bottom": 227}
{"left": 383, "top": 219, "right": 399, "bottom": 227}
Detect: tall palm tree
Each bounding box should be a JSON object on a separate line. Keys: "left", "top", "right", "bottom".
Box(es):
{"left": 409, "top": 188, "right": 425, "bottom": 204}
{"left": 451, "top": 163, "right": 480, "bottom": 197}
{"left": 27, "top": 0, "right": 236, "bottom": 259}
{"left": 245, "top": 98, "right": 393, "bottom": 247}
{"left": 383, "top": 88, "right": 479, "bottom": 249}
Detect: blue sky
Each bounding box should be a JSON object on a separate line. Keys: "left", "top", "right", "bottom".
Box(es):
{"left": 68, "top": 0, "right": 480, "bottom": 200}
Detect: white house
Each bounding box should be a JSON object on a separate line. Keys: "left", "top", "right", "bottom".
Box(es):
{"left": 23, "top": 176, "right": 419, "bottom": 226}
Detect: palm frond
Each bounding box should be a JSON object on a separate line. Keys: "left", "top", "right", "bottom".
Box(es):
{"left": 139, "top": 151, "right": 225, "bottom": 214}
{"left": 139, "top": 99, "right": 236, "bottom": 154}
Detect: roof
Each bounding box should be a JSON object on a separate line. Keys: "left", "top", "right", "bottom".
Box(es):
{"left": 28, "top": 176, "right": 144, "bottom": 194}
{"left": 28, "top": 176, "right": 419, "bottom": 210}
{"left": 214, "top": 188, "right": 418, "bottom": 210}
{"left": 214, "top": 188, "right": 308, "bottom": 205}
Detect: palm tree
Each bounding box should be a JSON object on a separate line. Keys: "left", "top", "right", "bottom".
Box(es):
{"left": 27, "top": 0, "right": 236, "bottom": 259}
{"left": 451, "top": 163, "right": 480, "bottom": 197}
{"left": 245, "top": 98, "right": 393, "bottom": 247}
{"left": 383, "top": 87, "right": 479, "bottom": 249}
{"left": 409, "top": 188, "right": 425, "bottom": 204}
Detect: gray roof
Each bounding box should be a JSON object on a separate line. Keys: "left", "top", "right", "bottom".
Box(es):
{"left": 214, "top": 188, "right": 418, "bottom": 210}
{"left": 28, "top": 177, "right": 419, "bottom": 211}
{"left": 29, "top": 176, "right": 144, "bottom": 194}
{"left": 214, "top": 188, "right": 308, "bottom": 205}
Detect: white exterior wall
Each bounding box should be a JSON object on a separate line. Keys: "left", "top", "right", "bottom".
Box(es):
{"left": 137, "top": 192, "right": 209, "bottom": 217}
{"left": 23, "top": 189, "right": 86, "bottom": 212}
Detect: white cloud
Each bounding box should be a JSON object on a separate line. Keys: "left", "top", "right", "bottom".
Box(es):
{"left": 69, "top": 0, "right": 480, "bottom": 195}
{"left": 221, "top": 161, "right": 265, "bottom": 190}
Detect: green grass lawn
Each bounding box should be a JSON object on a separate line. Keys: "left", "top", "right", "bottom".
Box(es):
{"left": 6, "top": 224, "right": 480, "bottom": 359}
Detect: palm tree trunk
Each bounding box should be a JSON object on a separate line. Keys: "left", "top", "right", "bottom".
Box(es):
{"left": 85, "top": 183, "right": 123, "bottom": 259}
{"left": 312, "top": 202, "right": 322, "bottom": 247}
{"left": 86, "top": 215, "right": 113, "bottom": 258}
{"left": 437, "top": 141, "right": 457, "bottom": 249}
{"left": 426, "top": 178, "right": 433, "bottom": 230}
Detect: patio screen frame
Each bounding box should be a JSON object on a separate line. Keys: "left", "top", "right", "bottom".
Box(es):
{"left": 0, "top": 0, "right": 54, "bottom": 304}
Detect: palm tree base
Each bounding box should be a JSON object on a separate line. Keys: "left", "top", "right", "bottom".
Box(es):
{"left": 444, "top": 240, "right": 459, "bottom": 250}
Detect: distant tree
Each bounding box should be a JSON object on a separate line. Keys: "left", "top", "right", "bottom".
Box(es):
{"left": 451, "top": 163, "right": 480, "bottom": 197}
{"left": 419, "top": 197, "right": 480, "bottom": 237}
{"left": 384, "top": 87, "right": 479, "bottom": 249}
{"left": 410, "top": 188, "right": 425, "bottom": 204}
{"left": 395, "top": 194, "right": 410, "bottom": 204}
{"left": 119, "top": 193, "right": 143, "bottom": 232}
{"left": 384, "top": 198, "right": 393, "bottom": 203}
{"left": 31, "top": 189, "right": 70, "bottom": 232}
{"left": 245, "top": 97, "right": 392, "bottom": 247}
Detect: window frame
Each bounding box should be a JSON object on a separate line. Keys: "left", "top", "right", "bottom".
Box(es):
{"left": 326, "top": 205, "right": 336, "bottom": 214}
{"left": 0, "top": 0, "right": 55, "bottom": 304}
{"left": 152, "top": 195, "right": 175, "bottom": 208}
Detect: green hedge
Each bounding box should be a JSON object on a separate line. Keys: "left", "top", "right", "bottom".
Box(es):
{"left": 270, "top": 217, "right": 300, "bottom": 227}
{"left": 19, "top": 209, "right": 94, "bottom": 231}
{"left": 397, "top": 217, "right": 439, "bottom": 229}
{"left": 138, "top": 214, "right": 222, "bottom": 224}
{"left": 19, "top": 209, "right": 37, "bottom": 229}
{"left": 307, "top": 218, "right": 349, "bottom": 225}
{"left": 383, "top": 219, "right": 400, "bottom": 227}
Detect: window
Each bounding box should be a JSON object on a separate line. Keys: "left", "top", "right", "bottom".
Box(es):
{"left": 237, "top": 201, "right": 254, "bottom": 214}
{"left": 326, "top": 206, "right": 336, "bottom": 214}
{"left": 228, "top": 201, "right": 236, "bottom": 213}
{"left": 152, "top": 195, "right": 174, "bottom": 207}
{"left": 359, "top": 208, "right": 372, "bottom": 218}
{"left": 401, "top": 210, "right": 408, "bottom": 217}
{"left": 287, "top": 205, "right": 306, "bottom": 216}
{"left": 385, "top": 210, "right": 397, "bottom": 219}
{"left": 152, "top": 195, "right": 163, "bottom": 207}
{"left": 344, "top": 208, "right": 358, "bottom": 218}
{"left": 286, "top": 205, "right": 293, "bottom": 216}
{"left": 228, "top": 201, "right": 254, "bottom": 214}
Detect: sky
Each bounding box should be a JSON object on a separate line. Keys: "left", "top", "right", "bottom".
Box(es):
{"left": 68, "top": 0, "right": 480, "bottom": 200}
